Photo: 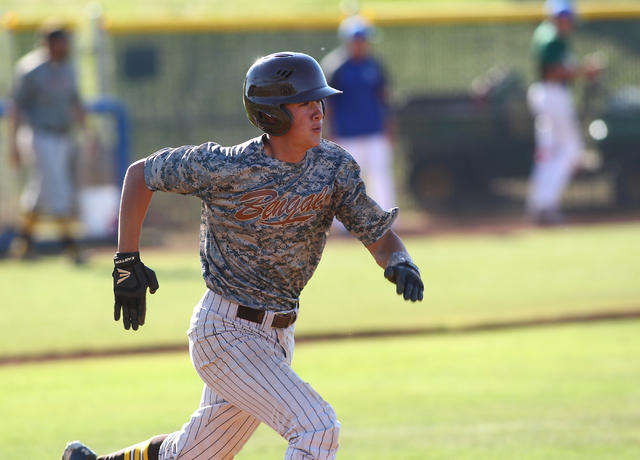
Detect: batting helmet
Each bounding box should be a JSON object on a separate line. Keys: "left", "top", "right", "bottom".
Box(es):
{"left": 243, "top": 52, "right": 342, "bottom": 136}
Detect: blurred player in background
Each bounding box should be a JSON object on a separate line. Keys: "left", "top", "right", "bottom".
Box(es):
{"left": 525, "top": 0, "right": 602, "bottom": 225}
{"left": 321, "top": 14, "right": 397, "bottom": 214}
{"left": 8, "top": 22, "right": 87, "bottom": 262}
{"left": 61, "top": 51, "right": 423, "bottom": 460}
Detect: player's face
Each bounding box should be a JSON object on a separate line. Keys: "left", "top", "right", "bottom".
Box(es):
{"left": 554, "top": 15, "right": 574, "bottom": 36}
{"left": 349, "top": 37, "right": 369, "bottom": 60}
{"left": 283, "top": 100, "right": 324, "bottom": 151}
{"left": 48, "top": 37, "right": 70, "bottom": 62}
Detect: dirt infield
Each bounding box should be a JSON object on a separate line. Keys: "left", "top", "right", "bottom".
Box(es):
{"left": 393, "top": 208, "right": 640, "bottom": 238}
{"left": 2, "top": 309, "right": 639, "bottom": 367}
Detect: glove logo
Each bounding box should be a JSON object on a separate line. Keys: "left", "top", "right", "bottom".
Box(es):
{"left": 116, "top": 268, "right": 131, "bottom": 284}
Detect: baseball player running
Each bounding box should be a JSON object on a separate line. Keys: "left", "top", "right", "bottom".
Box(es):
{"left": 61, "top": 51, "right": 423, "bottom": 460}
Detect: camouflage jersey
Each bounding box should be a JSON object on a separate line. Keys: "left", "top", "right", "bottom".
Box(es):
{"left": 145, "top": 135, "right": 397, "bottom": 311}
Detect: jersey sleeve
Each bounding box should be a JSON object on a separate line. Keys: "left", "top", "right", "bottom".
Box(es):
{"left": 333, "top": 155, "right": 398, "bottom": 246}
{"left": 144, "top": 142, "right": 223, "bottom": 196}
{"left": 12, "top": 67, "right": 32, "bottom": 108}
{"left": 532, "top": 21, "right": 568, "bottom": 74}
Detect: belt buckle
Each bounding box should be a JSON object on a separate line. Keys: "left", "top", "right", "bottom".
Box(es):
{"left": 274, "top": 310, "right": 297, "bottom": 328}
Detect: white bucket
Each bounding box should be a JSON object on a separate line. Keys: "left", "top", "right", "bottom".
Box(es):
{"left": 79, "top": 185, "right": 120, "bottom": 238}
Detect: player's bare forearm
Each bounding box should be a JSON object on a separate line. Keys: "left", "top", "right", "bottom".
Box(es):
{"left": 113, "top": 160, "right": 158, "bottom": 331}
{"left": 117, "top": 160, "right": 153, "bottom": 253}
{"left": 366, "top": 229, "right": 408, "bottom": 269}
{"left": 8, "top": 104, "right": 18, "bottom": 141}
{"left": 8, "top": 104, "right": 21, "bottom": 168}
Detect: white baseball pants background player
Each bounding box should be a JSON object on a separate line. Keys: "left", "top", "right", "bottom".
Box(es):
{"left": 526, "top": 81, "right": 584, "bottom": 221}
{"left": 157, "top": 290, "right": 340, "bottom": 460}
{"left": 334, "top": 133, "right": 397, "bottom": 212}
{"left": 18, "top": 126, "right": 75, "bottom": 217}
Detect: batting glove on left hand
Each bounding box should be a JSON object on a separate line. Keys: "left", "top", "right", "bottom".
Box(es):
{"left": 384, "top": 253, "right": 424, "bottom": 302}
{"left": 113, "top": 252, "right": 159, "bottom": 331}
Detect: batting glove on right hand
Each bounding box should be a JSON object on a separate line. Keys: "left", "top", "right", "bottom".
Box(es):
{"left": 113, "top": 252, "right": 159, "bottom": 331}
{"left": 384, "top": 253, "right": 424, "bottom": 302}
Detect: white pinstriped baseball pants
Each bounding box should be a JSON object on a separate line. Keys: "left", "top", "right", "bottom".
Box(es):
{"left": 158, "top": 290, "right": 340, "bottom": 460}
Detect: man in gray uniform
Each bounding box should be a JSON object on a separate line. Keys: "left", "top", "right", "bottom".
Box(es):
{"left": 62, "top": 52, "right": 423, "bottom": 460}
{"left": 8, "top": 23, "right": 86, "bottom": 261}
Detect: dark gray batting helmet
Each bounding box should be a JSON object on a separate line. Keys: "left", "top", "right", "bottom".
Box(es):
{"left": 243, "top": 52, "right": 342, "bottom": 136}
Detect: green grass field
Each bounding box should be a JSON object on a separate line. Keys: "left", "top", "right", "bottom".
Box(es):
{"left": 2, "top": 321, "right": 640, "bottom": 459}
{"left": 2, "top": 222, "right": 639, "bottom": 358}
{"left": 1, "top": 221, "right": 640, "bottom": 458}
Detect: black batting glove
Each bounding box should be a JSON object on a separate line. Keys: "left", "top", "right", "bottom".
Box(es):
{"left": 113, "top": 252, "right": 159, "bottom": 331}
{"left": 384, "top": 257, "right": 424, "bottom": 302}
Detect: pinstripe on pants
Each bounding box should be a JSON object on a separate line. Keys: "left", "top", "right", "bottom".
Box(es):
{"left": 158, "top": 290, "right": 340, "bottom": 460}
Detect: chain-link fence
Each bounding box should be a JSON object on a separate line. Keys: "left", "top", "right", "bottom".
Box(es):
{"left": 2, "top": 5, "right": 640, "bottom": 233}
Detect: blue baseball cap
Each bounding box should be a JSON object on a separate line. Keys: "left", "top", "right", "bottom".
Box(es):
{"left": 545, "top": 0, "right": 575, "bottom": 18}
{"left": 338, "top": 15, "right": 373, "bottom": 42}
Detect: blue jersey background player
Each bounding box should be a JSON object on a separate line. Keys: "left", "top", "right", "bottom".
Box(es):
{"left": 322, "top": 15, "right": 397, "bottom": 214}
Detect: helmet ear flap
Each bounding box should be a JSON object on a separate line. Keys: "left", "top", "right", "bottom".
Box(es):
{"left": 279, "top": 105, "right": 294, "bottom": 129}
{"left": 251, "top": 105, "right": 293, "bottom": 136}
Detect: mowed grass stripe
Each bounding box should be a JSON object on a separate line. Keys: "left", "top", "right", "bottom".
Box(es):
{"left": 2, "top": 307, "right": 640, "bottom": 365}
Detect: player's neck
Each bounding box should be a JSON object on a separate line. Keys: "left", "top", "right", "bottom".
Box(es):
{"left": 264, "top": 136, "right": 308, "bottom": 164}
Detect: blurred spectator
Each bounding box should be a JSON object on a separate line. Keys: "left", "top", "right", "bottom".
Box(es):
{"left": 321, "top": 15, "right": 397, "bottom": 213}
{"left": 525, "top": 0, "right": 602, "bottom": 225}
{"left": 8, "top": 21, "right": 88, "bottom": 262}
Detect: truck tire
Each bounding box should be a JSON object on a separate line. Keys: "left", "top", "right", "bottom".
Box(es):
{"left": 615, "top": 162, "right": 640, "bottom": 208}
{"left": 411, "top": 163, "right": 457, "bottom": 211}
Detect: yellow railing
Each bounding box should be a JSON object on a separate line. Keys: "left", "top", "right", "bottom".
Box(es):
{"left": 3, "top": 1, "right": 640, "bottom": 34}
{"left": 371, "top": 1, "right": 640, "bottom": 25}
{"left": 0, "top": 11, "right": 77, "bottom": 32}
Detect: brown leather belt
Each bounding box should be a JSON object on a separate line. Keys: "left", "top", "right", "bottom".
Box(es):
{"left": 236, "top": 305, "right": 297, "bottom": 329}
